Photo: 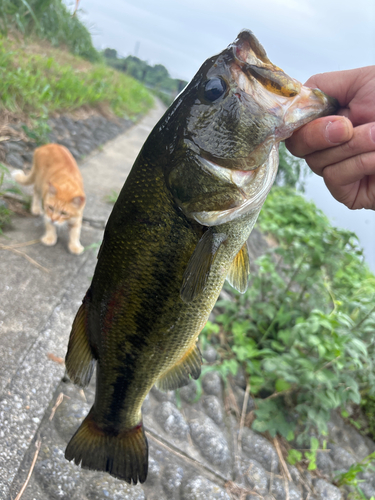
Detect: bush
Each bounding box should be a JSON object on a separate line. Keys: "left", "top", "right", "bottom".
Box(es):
{"left": 202, "top": 186, "right": 375, "bottom": 447}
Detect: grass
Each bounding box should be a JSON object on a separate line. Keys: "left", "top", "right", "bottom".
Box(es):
{"left": 0, "top": 36, "right": 154, "bottom": 122}
{"left": 0, "top": 0, "right": 100, "bottom": 62}
{"left": 104, "top": 190, "right": 119, "bottom": 205}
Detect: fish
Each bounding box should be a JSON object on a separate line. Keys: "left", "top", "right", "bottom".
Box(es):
{"left": 64, "top": 29, "right": 338, "bottom": 484}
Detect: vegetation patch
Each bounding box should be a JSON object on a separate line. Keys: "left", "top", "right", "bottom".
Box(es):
{"left": 0, "top": 0, "right": 99, "bottom": 62}
{"left": 202, "top": 184, "right": 375, "bottom": 467}
{"left": 0, "top": 37, "right": 153, "bottom": 123}
{"left": 103, "top": 50, "right": 187, "bottom": 105}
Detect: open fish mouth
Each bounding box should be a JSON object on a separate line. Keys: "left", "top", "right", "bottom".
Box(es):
{"left": 230, "top": 29, "right": 339, "bottom": 142}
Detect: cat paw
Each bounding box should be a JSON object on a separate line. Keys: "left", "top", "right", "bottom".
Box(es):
{"left": 41, "top": 234, "right": 57, "bottom": 246}
{"left": 68, "top": 242, "right": 84, "bottom": 255}
{"left": 31, "top": 205, "right": 43, "bottom": 216}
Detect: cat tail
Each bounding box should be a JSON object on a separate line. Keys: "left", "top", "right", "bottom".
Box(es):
{"left": 65, "top": 409, "right": 148, "bottom": 484}
{"left": 11, "top": 167, "right": 36, "bottom": 185}
{"left": 12, "top": 151, "right": 40, "bottom": 185}
{"left": 65, "top": 293, "right": 96, "bottom": 387}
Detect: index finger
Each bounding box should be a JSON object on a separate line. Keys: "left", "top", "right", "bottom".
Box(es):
{"left": 285, "top": 116, "right": 353, "bottom": 158}
{"left": 305, "top": 67, "right": 373, "bottom": 107}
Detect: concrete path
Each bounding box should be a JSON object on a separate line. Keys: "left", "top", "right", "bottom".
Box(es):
{"left": 0, "top": 99, "right": 166, "bottom": 498}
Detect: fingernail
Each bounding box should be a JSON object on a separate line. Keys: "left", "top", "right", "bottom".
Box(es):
{"left": 325, "top": 119, "right": 349, "bottom": 143}
{"left": 370, "top": 125, "right": 375, "bottom": 143}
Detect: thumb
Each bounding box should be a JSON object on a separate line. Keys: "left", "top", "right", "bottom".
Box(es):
{"left": 285, "top": 116, "right": 353, "bottom": 158}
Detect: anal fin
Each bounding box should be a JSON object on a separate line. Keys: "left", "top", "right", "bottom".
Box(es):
{"left": 156, "top": 344, "right": 202, "bottom": 391}
{"left": 65, "top": 296, "right": 96, "bottom": 387}
{"left": 181, "top": 229, "right": 227, "bottom": 303}
{"left": 226, "top": 241, "right": 250, "bottom": 293}
{"left": 65, "top": 408, "right": 148, "bottom": 484}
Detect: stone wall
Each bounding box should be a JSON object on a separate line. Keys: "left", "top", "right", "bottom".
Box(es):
{"left": 1, "top": 113, "right": 134, "bottom": 170}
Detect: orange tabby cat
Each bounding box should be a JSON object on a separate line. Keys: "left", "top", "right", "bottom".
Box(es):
{"left": 12, "top": 144, "right": 86, "bottom": 255}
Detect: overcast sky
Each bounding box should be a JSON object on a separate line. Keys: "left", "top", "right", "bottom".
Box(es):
{"left": 68, "top": 0, "right": 374, "bottom": 84}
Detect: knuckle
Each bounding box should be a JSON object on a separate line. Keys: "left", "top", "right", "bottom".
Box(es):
{"left": 322, "top": 166, "right": 336, "bottom": 185}
{"left": 354, "top": 153, "right": 369, "bottom": 173}
{"left": 340, "top": 138, "right": 357, "bottom": 156}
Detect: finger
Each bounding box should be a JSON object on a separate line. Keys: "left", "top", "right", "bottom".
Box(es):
{"left": 305, "top": 123, "right": 375, "bottom": 176}
{"left": 324, "top": 175, "right": 375, "bottom": 211}
{"left": 285, "top": 116, "right": 353, "bottom": 158}
{"left": 322, "top": 150, "right": 375, "bottom": 187}
{"left": 304, "top": 67, "right": 374, "bottom": 107}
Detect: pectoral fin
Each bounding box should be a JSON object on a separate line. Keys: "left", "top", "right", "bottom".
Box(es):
{"left": 65, "top": 293, "right": 96, "bottom": 387}
{"left": 180, "top": 229, "right": 227, "bottom": 303}
{"left": 156, "top": 344, "right": 202, "bottom": 391}
{"left": 226, "top": 241, "right": 250, "bottom": 293}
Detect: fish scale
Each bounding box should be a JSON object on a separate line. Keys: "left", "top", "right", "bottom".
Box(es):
{"left": 64, "top": 29, "right": 338, "bottom": 484}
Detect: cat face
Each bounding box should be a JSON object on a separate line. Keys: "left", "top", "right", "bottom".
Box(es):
{"left": 44, "top": 183, "right": 85, "bottom": 225}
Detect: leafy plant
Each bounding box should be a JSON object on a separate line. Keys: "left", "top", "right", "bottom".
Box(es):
{"left": 335, "top": 452, "right": 375, "bottom": 499}
{"left": 202, "top": 186, "right": 375, "bottom": 448}
{"left": 275, "top": 143, "right": 310, "bottom": 191}
{"left": 287, "top": 437, "right": 324, "bottom": 470}
{"left": 0, "top": 164, "right": 14, "bottom": 233}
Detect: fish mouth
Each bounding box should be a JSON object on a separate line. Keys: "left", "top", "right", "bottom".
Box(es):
{"left": 274, "top": 86, "right": 339, "bottom": 140}
{"left": 231, "top": 29, "right": 339, "bottom": 141}
{"left": 194, "top": 149, "right": 278, "bottom": 226}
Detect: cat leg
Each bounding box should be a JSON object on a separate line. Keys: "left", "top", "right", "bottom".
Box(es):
{"left": 31, "top": 188, "right": 43, "bottom": 216}
{"left": 68, "top": 217, "right": 84, "bottom": 255}
{"left": 41, "top": 217, "right": 57, "bottom": 246}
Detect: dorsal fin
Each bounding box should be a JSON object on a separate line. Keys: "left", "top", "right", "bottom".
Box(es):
{"left": 156, "top": 344, "right": 202, "bottom": 391}
{"left": 226, "top": 241, "right": 250, "bottom": 293}
{"left": 180, "top": 229, "right": 227, "bottom": 303}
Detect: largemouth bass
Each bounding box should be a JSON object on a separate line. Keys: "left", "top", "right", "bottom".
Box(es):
{"left": 64, "top": 30, "right": 337, "bottom": 484}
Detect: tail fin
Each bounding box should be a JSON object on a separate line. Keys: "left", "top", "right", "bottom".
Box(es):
{"left": 65, "top": 296, "right": 96, "bottom": 387}
{"left": 65, "top": 409, "right": 148, "bottom": 484}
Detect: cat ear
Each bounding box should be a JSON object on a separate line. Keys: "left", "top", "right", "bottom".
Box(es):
{"left": 71, "top": 196, "right": 86, "bottom": 207}
{"left": 48, "top": 182, "right": 57, "bottom": 195}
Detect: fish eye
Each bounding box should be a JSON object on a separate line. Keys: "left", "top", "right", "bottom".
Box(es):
{"left": 203, "top": 77, "right": 227, "bottom": 102}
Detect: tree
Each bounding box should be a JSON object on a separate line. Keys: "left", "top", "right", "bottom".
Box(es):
{"left": 103, "top": 48, "right": 117, "bottom": 59}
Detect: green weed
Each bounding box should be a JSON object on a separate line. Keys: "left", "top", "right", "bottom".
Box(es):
{"left": 0, "top": 0, "right": 100, "bottom": 62}
{"left": 104, "top": 190, "right": 119, "bottom": 205}
{"left": 0, "top": 164, "right": 13, "bottom": 233}
{"left": 202, "top": 184, "right": 375, "bottom": 450}
{"left": 335, "top": 452, "right": 375, "bottom": 499}
{"left": 0, "top": 38, "right": 153, "bottom": 121}
{"left": 0, "top": 37, "right": 154, "bottom": 144}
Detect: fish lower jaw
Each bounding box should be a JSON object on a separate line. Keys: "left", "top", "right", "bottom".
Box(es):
{"left": 275, "top": 86, "right": 338, "bottom": 139}
{"left": 193, "top": 147, "right": 279, "bottom": 226}
{"left": 200, "top": 157, "right": 258, "bottom": 191}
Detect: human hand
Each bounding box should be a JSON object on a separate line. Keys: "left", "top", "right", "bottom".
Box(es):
{"left": 285, "top": 66, "right": 375, "bottom": 210}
